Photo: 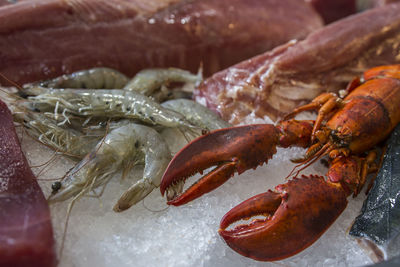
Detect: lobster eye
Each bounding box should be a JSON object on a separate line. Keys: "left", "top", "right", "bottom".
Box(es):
{"left": 330, "top": 130, "right": 339, "bottom": 140}
{"left": 329, "top": 130, "right": 351, "bottom": 148}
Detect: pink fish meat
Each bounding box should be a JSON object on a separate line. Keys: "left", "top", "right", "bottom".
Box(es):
{"left": 0, "top": 99, "right": 56, "bottom": 267}
{"left": 194, "top": 3, "right": 400, "bottom": 124}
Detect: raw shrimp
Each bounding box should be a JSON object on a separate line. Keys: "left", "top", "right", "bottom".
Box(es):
{"left": 113, "top": 124, "right": 172, "bottom": 211}
{"left": 27, "top": 88, "right": 198, "bottom": 129}
{"left": 48, "top": 123, "right": 171, "bottom": 213}
{"left": 33, "top": 67, "right": 129, "bottom": 89}
{"left": 151, "top": 86, "right": 193, "bottom": 103}
{"left": 123, "top": 68, "right": 202, "bottom": 96}
{"left": 161, "top": 99, "right": 231, "bottom": 131}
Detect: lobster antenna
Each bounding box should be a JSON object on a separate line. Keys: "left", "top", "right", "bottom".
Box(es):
{"left": 292, "top": 147, "right": 332, "bottom": 178}
{"left": 285, "top": 143, "right": 332, "bottom": 179}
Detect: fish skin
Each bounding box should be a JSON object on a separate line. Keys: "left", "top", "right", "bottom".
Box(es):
{"left": 0, "top": 99, "right": 56, "bottom": 267}
{"left": 0, "top": 0, "right": 323, "bottom": 84}
{"left": 194, "top": 3, "right": 400, "bottom": 124}
{"left": 350, "top": 124, "right": 400, "bottom": 245}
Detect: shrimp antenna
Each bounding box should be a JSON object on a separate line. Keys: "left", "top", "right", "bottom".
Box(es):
{"left": 58, "top": 126, "right": 116, "bottom": 260}
{"left": 58, "top": 132, "right": 113, "bottom": 261}
{"left": 35, "top": 154, "right": 60, "bottom": 177}
{"left": 61, "top": 118, "right": 111, "bottom": 181}
{"left": 0, "top": 73, "right": 27, "bottom": 103}
{"left": 12, "top": 105, "right": 65, "bottom": 174}
{"left": 59, "top": 180, "right": 89, "bottom": 261}
{"left": 142, "top": 195, "right": 169, "bottom": 213}
{"left": 0, "top": 72, "right": 24, "bottom": 90}
{"left": 32, "top": 151, "right": 59, "bottom": 168}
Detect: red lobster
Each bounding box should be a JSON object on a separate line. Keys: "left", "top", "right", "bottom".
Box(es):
{"left": 160, "top": 64, "right": 400, "bottom": 261}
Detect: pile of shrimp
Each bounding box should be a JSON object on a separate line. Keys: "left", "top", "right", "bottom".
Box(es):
{"left": 5, "top": 67, "right": 231, "bottom": 213}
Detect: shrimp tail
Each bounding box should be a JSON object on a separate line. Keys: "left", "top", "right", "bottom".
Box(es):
{"left": 113, "top": 178, "right": 157, "bottom": 212}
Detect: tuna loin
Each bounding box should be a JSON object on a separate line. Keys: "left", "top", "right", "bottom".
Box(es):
{"left": 0, "top": 99, "right": 56, "bottom": 267}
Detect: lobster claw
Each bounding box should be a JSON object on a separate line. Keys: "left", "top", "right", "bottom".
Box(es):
{"left": 160, "top": 124, "right": 281, "bottom": 206}
{"left": 219, "top": 175, "right": 348, "bottom": 261}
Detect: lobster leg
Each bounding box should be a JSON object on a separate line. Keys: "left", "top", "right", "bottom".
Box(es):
{"left": 219, "top": 175, "right": 348, "bottom": 261}
{"left": 160, "top": 121, "right": 313, "bottom": 206}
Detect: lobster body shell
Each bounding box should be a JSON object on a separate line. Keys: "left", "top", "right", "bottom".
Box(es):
{"left": 327, "top": 77, "right": 400, "bottom": 154}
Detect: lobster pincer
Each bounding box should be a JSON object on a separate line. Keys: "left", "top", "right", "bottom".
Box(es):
{"left": 160, "top": 120, "right": 313, "bottom": 206}
{"left": 218, "top": 175, "right": 348, "bottom": 261}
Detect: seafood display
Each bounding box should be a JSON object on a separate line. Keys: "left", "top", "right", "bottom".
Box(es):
{"left": 195, "top": 3, "right": 400, "bottom": 124}
{"left": 0, "top": 99, "right": 56, "bottom": 267}
{"left": 0, "top": 0, "right": 323, "bottom": 84}
{"left": 2, "top": 1, "right": 400, "bottom": 266}
{"left": 350, "top": 124, "right": 400, "bottom": 256}
{"left": 161, "top": 65, "right": 400, "bottom": 261}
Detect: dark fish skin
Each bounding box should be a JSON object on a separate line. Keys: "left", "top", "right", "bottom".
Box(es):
{"left": 0, "top": 99, "right": 56, "bottom": 267}
{"left": 350, "top": 124, "right": 400, "bottom": 245}
{"left": 194, "top": 3, "right": 400, "bottom": 124}
{"left": 0, "top": 0, "right": 322, "bottom": 84}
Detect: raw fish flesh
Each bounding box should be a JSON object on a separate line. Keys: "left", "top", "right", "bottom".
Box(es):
{"left": 194, "top": 3, "right": 400, "bottom": 124}
{"left": 0, "top": 99, "right": 56, "bottom": 267}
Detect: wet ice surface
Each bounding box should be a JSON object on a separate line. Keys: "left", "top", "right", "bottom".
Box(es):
{"left": 19, "top": 128, "right": 373, "bottom": 267}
